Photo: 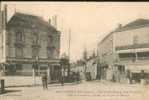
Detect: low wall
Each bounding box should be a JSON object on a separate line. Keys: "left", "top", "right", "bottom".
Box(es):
{"left": 0, "top": 76, "right": 42, "bottom": 87}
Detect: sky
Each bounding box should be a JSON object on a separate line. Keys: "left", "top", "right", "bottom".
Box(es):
{"left": 2, "top": 2, "right": 149, "bottom": 62}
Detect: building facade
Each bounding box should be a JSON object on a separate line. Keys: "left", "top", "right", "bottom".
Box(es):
{"left": 114, "top": 19, "right": 149, "bottom": 82}
{"left": 98, "top": 18, "right": 149, "bottom": 83}
{"left": 0, "top": 5, "right": 61, "bottom": 82}
{"left": 86, "top": 56, "right": 97, "bottom": 80}
{"left": 97, "top": 32, "right": 114, "bottom": 80}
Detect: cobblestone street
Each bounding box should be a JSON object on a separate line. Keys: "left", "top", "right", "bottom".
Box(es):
{"left": 1, "top": 81, "right": 149, "bottom": 100}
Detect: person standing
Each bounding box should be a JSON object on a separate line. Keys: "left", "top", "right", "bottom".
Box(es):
{"left": 41, "top": 72, "right": 48, "bottom": 90}
{"left": 61, "top": 68, "right": 64, "bottom": 86}
{"left": 76, "top": 71, "right": 80, "bottom": 84}
{"left": 140, "top": 70, "right": 145, "bottom": 85}
{"left": 126, "top": 70, "right": 132, "bottom": 84}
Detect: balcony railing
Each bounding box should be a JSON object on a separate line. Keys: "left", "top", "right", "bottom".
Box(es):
{"left": 119, "top": 57, "right": 149, "bottom": 61}
{"left": 15, "top": 41, "right": 25, "bottom": 47}
{"left": 6, "top": 57, "right": 60, "bottom": 63}
{"left": 137, "top": 57, "right": 149, "bottom": 60}
{"left": 31, "top": 43, "right": 41, "bottom": 48}
{"left": 119, "top": 57, "right": 135, "bottom": 61}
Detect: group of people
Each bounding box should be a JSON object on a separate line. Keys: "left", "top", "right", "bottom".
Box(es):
{"left": 41, "top": 71, "right": 85, "bottom": 90}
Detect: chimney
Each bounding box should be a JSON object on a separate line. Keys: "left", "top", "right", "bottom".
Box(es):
{"left": 49, "top": 18, "right": 51, "bottom": 25}
{"left": 118, "top": 23, "right": 122, "bottom": 29}
{"left": 3, "top": 4, "right": 7, "bottom": 29}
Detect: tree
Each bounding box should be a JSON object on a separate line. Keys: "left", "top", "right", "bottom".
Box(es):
{"left": 82, "top": 48, "right": 88, "bottom": 79}
{"left": 60, "top": 53, "right": 70, "bottom": 82}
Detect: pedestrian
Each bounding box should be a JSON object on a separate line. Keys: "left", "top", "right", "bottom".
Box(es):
{"left": 41, "top": 72, "right": 48, "bottom": 90}
{"left": 140, "top": 70, "right": 145, "bottom": 85}
{"left": 126, "top": 70, "right": 132, "bottom": 84}
{"left": 76, "top": 71, "right": 80, "bottom": 84}
{"left": 80, "top": 71, "right": 85, "bottom": 83}
{"left": 61, "top": 75, "right": 64, "bottom": 86}
{"left": 61, "top": 69, "right": 64, "bottom": 86}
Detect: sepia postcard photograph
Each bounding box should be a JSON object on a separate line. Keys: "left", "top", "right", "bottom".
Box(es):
{"left": 0, "top": 1, "right": 149, "bottom": 100}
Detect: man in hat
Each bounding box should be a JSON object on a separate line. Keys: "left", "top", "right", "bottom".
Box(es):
{"left": 41, "top": 72, "right": 48, "bottom": 90}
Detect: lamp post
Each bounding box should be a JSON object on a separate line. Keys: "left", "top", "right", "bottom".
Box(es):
{"left": 36, "top": 56, "right": 39, "bottom": 76}
{"left": 32, "top": 64, "right": 36, "bottom": 86}
{"left": 33, "top": 56, "right": 39, "bottom": 86}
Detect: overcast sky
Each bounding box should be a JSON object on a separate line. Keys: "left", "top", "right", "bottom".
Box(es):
{"left": 2, "top": 2, "right": 149, "bottom": 62}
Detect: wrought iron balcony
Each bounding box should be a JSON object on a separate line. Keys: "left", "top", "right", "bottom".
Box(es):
{"left": 6, "top": 57, "right": 60, "bottom": 63}
{"left": 47, "top": 45, "right": 55, "bottom": 49}
{"left": 137, "top": 57, "right": 149, "bottom": 60}
{"left": 14, "top": 41, "right": 25, "bottom": 47}
{"left": 119, "top": 57, "right": 135, "bottom": 61}
{"left": 31, "top": 43, "right": 41, "bottom": 48}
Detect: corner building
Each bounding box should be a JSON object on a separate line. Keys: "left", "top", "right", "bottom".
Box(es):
{"left": 0, "top": 5, "right": 61, "bottom": 82}
{"left": 98, "top": 18, "right": 149, "bottom": 82}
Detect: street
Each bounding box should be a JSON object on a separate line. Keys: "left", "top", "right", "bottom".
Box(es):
{"left": 1, "top": 81, "right": 149, "bottom": 100}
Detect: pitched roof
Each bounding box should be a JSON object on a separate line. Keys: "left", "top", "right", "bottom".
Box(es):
{"left": 115, "top": 18, "right": 149, "bottom": 32}
{"left": 98, "top": 31, "right": 113, "bottom": 46}
{"left": 7, "top": 12, "right": 58, "bottom": 33}
{"left": 98, "top": 18, "right": 149, "bottom": 46}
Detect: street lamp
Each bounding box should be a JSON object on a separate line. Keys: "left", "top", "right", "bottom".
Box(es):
{"left": 33, "top": 56, "right": 39, "bottom": 86}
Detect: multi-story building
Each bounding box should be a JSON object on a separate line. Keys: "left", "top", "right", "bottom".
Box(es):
{"left": 0, "top": 5, "right": 61, "bottom": 82}
{"left": 114, "top": 18, "right": 149, "bottom": 82}
{"left": 98, "top": 18, "right": 149, "bottom": 82}
{"left": 97, "top": 32, "right": 114, "bottom": 80}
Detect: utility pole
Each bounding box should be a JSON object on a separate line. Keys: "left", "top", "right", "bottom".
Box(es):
{"left": 68, "top": 28, "right": 71, "bottom": 61}
{"left": 0, "top": 2, "right": 1, "bottom": 11}
{"left": 32, "top": 64, "right": 36, "bottom": 86}
{"left": 68, "top": 28, "right": 71, "bottom": 78}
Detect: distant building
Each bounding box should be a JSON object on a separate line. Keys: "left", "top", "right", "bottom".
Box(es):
{"left": 86, "top": 56, "right": 97, "bottom": 80}
{"left": 97, "top": 32, "right": 114, "bottom": 80}
{"left": 0, "top": 5, "right": 61, "bottom": 82}
{"left": 72, "top": 60, "right": 85, "bottom": 73}
{"left": 98, "top": 18, "right": 149, "bottom": 82}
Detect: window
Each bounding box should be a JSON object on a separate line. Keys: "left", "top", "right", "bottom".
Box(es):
{"left": 6, "top": 32, "right": 11, "bottom": 45}
{"left": 47, "top": 47, "right": 54, "bottom": 58}
{"left": 16, "top": 31, "right": 24, "bottom": 42}
{"left": 133, "top": 35, "right": 138, "bottom": 45}
{"left": 137, "top": 52, "right": 149, "bottom": 60}
{"left": 48, "top": 35, "right": 53, "bottom": 45}
{"left": 16, "top": 47, "right": 23, "bottom": 58}
{"left": 32, "top": 33, "right": 39, "bottom": 44}
{"left": 32, "top": 48, "right": 39, "bottom": 58}
{"left": 16, "top": 64, "right": 22, "bottom": 70}
{"left": 119, "top": 53, "right": 135, "bottom": 58}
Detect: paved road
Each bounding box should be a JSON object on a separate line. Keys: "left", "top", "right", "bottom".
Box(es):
{"left": 0, "top": 81, "right": 149, "bottom": 100}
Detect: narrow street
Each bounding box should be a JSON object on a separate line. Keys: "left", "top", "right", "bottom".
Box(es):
{"left": 0, "top": 81, "right": 149, "bottom": 100}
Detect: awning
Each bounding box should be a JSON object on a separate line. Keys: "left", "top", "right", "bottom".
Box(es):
{"left": 125, "top": 65, "right": 149, "bottom": 73}
{"left": 116, "top": 47, "right": 149, "bottom": 53}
